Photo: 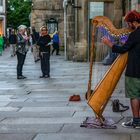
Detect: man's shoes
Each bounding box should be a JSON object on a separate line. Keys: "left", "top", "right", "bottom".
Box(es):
{"left": 35, "top": 59, "right": 40, "bottom": 63}
{"left": 122, "top": 120, "right": 140, "bottom": 129}
{"left": 39, "top": 75, "right": 50, "bottom": 78}
{"left": 56, "top": 54, "right": 60, "bottom": 55}
{"left": 44, "top": 75, "right": 50, "bottom": 78}
{"left": 17, "top": 75, "right": 27, "bottom": 79}
{"left": 22, "top": 76, "right": 27, "bottom": 79}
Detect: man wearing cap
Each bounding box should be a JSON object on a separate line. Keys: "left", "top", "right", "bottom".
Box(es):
{"left": 16, "top": 25, "right": 29, "bottom": 79}
{"left": 102, "top": 10, "right": 140, "bottom": 128}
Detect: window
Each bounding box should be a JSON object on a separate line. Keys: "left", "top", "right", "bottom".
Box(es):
{"left": 89, "top": 2, "right": 104, "bottom": 19}
{"left": 131, "top": 0, "right": 139, "bottom": 10}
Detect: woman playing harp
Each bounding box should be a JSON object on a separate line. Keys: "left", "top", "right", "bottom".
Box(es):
{"left": 102, "top": 10, "right": 140, "bottom": 128}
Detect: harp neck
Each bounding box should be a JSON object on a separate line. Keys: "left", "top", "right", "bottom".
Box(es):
{"left": 92, "top": 16, "right": 133, "bottom": 42}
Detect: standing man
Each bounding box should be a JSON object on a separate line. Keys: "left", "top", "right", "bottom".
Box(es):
{"left": 9, "top": 29, "right": 17, "bottom": 57}
{"left": 51, "top": 31, "right": 60, "bottom": 55}
{"left": 31, "top": 27, "right": 40, "bottom": 62}
{"left": 102, "top": 10, "right": 140, "bottom": 128}
{"left": 16, "top": 25, "right": 29, "bottom": 79}
{"left": 37, "top": 26, "right": 51, "bottom": 78}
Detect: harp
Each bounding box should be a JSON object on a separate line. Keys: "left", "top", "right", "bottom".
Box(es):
{"left": 86, "top": 16, "right": 132, "bottom": 121}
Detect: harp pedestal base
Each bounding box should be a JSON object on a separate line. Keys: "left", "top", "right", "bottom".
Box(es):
{"left": 80, "top": 116, "right": 117, "bottom": 129}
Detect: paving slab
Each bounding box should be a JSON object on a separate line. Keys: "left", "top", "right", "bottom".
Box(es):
{"left": 33, "top": 133, "right": 130, "bottom": 140}
{"left": 19, "top": 106, "right": 86, "bottom": 112}
{"left": 131, "top": 134, "right": 140, "bottom": 140}
{"left": 0, "top": 134, "right": 35, "bottom": 140}
{"left": 0, "top": 48, "right": 138, "bottom": 139}
{"left": 8, "top": 101, "right": 68, "bottom": 107}
{"left": 61, "top": 123, "right": 140, "bottom": 134}
{"left": 1, "top": 117, "right": 85, "bottom": 124}
{"left": 0, "top": 124, "right": 63, "bottom": 133}
{"left": 0, "top": 111, "right": 73, "bottom": 118}
{"left": 0, "top": 107, "right": 19, "bottom": 112}
{"left": 0, "top": 102, "right": 10, "bottom": 107}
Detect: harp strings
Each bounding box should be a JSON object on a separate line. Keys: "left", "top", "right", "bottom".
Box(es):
{"left": 87, "top": 16, "right": 132, "bottom": 99}
{"left": 91, "top": 25, "right": 130, "bottom": 90}
{"left": 98, "top": 25, "right": 130, "bottom": 43}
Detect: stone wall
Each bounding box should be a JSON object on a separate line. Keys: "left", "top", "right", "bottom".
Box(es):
{"left": 31, "top": 0, "right": 64, "bottom": 47}
{"left": 31, "top": 0, "right": 129, "bottom": 61}
{"left": 66, "top": 0, "right": 88, "bottom": 61}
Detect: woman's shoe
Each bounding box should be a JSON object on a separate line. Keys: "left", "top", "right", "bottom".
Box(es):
{"left": 17, "top": 75, "right": 26, "bottom": 79}
{"left": 39, "top": 75, "right": 45, "bottom": 78}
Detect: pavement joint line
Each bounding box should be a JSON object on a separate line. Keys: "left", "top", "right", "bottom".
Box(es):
{"left": 72, "top": 111, "right": 76, "bottom": 117}
{"left": 58, "top": 124, "right": 65, "bottom": 133}
{"left": 0, "top": 118, "right": 7, "bottom": 123}
{"left": 16, "top": 107, "right": 23, "bottom": 112}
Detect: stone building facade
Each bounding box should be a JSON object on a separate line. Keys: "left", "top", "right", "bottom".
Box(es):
{"left": 31, "top": 0, "right": 64, "bottom": 46}
{"left": 0, "top": 0, "right": 6, "bottom": 35}
{"left": 31, "top": 0, "right": 139, "bottom": 61}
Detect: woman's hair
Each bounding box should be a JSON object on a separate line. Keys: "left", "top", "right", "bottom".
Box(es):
{"left": 40, "top": 26, "right": 48, "bottom": 31}
{"left": 18, "top": 25, "right": 27, "bottom": 30}
{"left": 124, "top": 10, "right": 140, "bottom": 23}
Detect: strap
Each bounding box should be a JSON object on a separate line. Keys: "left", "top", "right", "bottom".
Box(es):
{"left": 119, "top": 102, "right": 129, "bottom": 112}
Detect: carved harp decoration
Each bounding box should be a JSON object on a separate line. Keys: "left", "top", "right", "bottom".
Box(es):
{"left": 86, "top": 16, "right": 132, "bottom": 120}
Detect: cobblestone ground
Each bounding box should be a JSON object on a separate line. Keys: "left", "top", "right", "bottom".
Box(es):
{"left": 0, "top": 48, "right": 139, "bottom": 140}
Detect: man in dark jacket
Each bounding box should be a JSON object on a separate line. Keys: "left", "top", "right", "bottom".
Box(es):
{"left": 31, "top": 27, "right": 40, "bottom": 62}
{"left": 9, "top": 29, "right": 17, "bottom": 57}
{"left": 102, "top": 10, "right": 140, "bottom": 128}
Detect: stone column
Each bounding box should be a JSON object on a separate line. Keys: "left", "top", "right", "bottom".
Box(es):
{"left": 114, "top": 0, "right": 123, "bottom": 28}
{"left": 73, "top": 0, "right": 88, "bottom": 61}
{"left": 66, "top": 3, "right": 75, "bottom": 60}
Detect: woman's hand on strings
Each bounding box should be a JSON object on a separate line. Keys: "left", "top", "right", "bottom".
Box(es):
{"left": 102, "top": 36, "right": 113, "bottom": 48}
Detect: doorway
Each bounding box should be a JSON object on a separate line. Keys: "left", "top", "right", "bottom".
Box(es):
{"left": 88, "top": 1, "right": 114, "bottom": 61}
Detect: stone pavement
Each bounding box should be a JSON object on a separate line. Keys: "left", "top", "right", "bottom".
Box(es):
{"left": 0, "top": 48, "right": 139, "bottom": 140}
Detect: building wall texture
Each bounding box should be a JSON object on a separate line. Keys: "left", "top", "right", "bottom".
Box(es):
{"left": 31, "top": 0, "right": 137, "bottom": 61}
{"left": 0, "top": 0, "right": 6, "bottom": 36}
{"left": 31, "top": 0, "right": 64, "bottom": 46}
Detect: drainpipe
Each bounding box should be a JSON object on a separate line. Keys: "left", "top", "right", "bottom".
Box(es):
{"left": 63, "top": 0, "right": 68, "bottom": 60}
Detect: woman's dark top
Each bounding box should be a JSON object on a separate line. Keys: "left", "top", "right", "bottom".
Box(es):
{"left": 37, "top": 35, "right": 51, "bottom": 53}
{"left": 112, "top": 26, "right": 140, "bottom": 78}
{"left": 9, "top": 34, "right": 17, "bottom": 44}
